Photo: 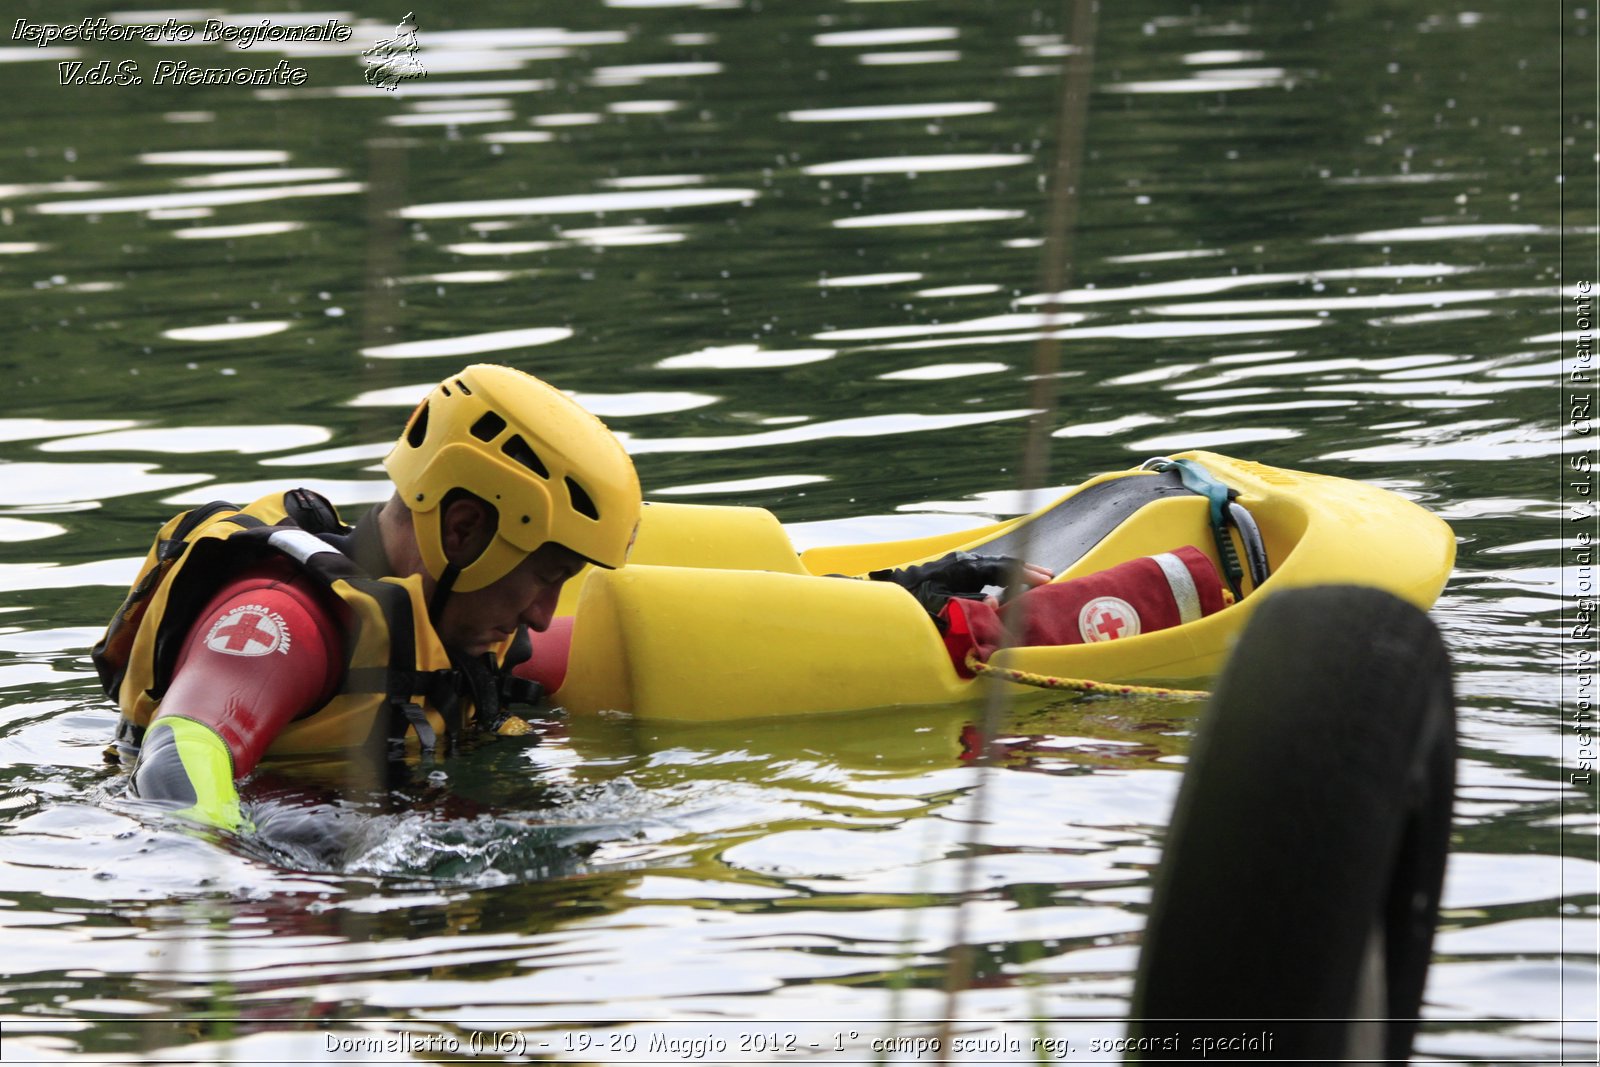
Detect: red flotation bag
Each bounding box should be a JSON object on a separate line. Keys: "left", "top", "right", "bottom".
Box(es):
{"left": 939, "top": 545, "right": 1229, "bottom": 676}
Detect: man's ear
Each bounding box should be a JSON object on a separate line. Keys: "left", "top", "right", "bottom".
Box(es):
{"left": 439, "top": 496, "right": 494, "bottom": 566}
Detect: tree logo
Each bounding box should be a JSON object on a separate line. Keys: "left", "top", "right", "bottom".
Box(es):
{"left": 363, "top": 12, "right": 425, "bottom": 91}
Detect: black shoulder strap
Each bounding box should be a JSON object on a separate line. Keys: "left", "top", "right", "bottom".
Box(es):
{"left": 93, "top": 500, "right": 246, "bottom": 699}
{"left": 329, "top": 575, "right": 455, "bottom": 754}
{"left": 144, "top": 508, "right": 270, "bottom": 701}
{"left": 336, "top": 577, "right": 416, "bottom": 695}
{"left": 173, "top": 499, "right": 251, "bottom": 540}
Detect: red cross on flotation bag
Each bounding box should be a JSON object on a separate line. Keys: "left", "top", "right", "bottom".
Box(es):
{"left": 939, "top": 545, "right": 1228, "bottom": 677}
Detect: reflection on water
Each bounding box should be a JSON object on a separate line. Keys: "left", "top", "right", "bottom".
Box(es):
{"left": 0, "top": 0, "right": 1588, "bottom": 1060}
{"left": 360, "top": 326, "right": 574, "bottom": 358}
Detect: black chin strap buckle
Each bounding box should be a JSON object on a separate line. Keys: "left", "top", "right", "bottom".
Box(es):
{"left": 452, "top": 649, "right": 546, "bottom": 736}
{"left": 501, "top": 676, "right": 544, "bottom": 708}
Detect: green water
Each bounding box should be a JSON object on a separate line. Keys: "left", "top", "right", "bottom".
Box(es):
{"left": 0, "top": 0, "right": 1593, "bottom": 1061}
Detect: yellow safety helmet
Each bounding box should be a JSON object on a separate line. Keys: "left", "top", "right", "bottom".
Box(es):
{"left": 385, "top": 364, "right": 641, "bottom": 593}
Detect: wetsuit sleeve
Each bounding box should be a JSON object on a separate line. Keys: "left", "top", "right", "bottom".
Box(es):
{"left": 130, "top": 562, "right": 343, "bottom": 829}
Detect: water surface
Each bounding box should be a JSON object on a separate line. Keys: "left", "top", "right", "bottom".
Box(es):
{"left": 0, "top": 0, "right": 1591, "bottom": 1061}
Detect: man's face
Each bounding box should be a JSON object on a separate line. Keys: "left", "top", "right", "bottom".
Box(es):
{"left": 435, "top": 541, "right": 587, "bottom": 654}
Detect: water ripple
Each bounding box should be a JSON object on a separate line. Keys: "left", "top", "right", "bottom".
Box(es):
{"left": 0, "top": 419, "right": 138, "bottom": 444}
{"left": 567, "top": 391, "right": 719, "bottom": 418}
{"left": 162, "top": 321, "right": 291, "bottom": 342}
{"left": 386, "top": 110, "right": 516, "bottom": 127}
{"left": 0, "top": 181, "right": 107, "bottom": 199}
{"left": 174, "top": 167, "right": 345, "bottom": 187}
{"left": 33, "top": 181, "right": 364, "bottom": 215}
{"left": 259, "top": 442, "right": 390, "bottom": 468}
{"left": 38, "top": 425, "right": 330, "bottom": 455}
{"left": 173, "top": 221, "right": 305, "bottom": 239}
{"left": 360, "top": 327, "right": 573, "bottom": 359}
{"left": 1053, "top": 414, "right": 1166, "bottom": 439}
{"left": 0, "top": 47, "right": 81, "bottom": 64}
{"left": 785, "top": 102, "right": 995, "bottom": 122}
{"left": 813, "top": 28, "right": 960, "bottom": 47}
{"left": 2, "top": 462, "right": 209, "bottom": 506}
{"left": 867, "top": 317, "right": 1325, "bottom": 352}
{"left": 1018, "top": 264, "right": 1472, "bottom": 305}
{"left": 817, "top": 272, "right": 923, "bottom": 288}
{"left": 258, "top": 78, "right": 555, "bottom": 101}
{"left": 618, "top": 409, "right": 1036, "bottom": 455}
{"left": 599, "top": 174, "right": 705, "bottom": 189}
{"left": 590, "top": 61, "right": 724, "bottom": 86}
{"left": 562, "top": 224, "right": 686, "bottom": 247}
{"left": 1147, "top": 287, "right": 1539, "bottom": 316}
{"left": 1319, "top": 223, "right": 1555, "bottom": 243}
{"left": 857, "top": 51, "right": 963, "bottom": 66}
{"left": 655, "top": 474, "right": 829, "bottom": 496}
{"left": 916, "top": 283, "right": 1002, "bottom": 297}
{"left": 140, "top": 150, "right": 291, "bottom": 166}
{"left": 163, "top": 478, "right": 388, "bottom": 507}
{"left": 1126, "top": 427, "right": 1302, "bottom": 451}
{"left": 1103, "top": 68, "right": 1295, "bottom": 93}
{"left": 834, "top": 208, "right": 1023, "bottom": 228}
{"left": 401, "top": 187, "right": 759, "bottom": 220}
{"left": 0, "top": 517, "right": 67, "bottom": 543}
{"left": 480, "top": 130, "right": 555, "bottom": 145}
{"left": 442, "top": 240, "right": 563, "bottom": 255}
{"left": 815, "top": 311, "right": 1088, "bottom": 343}
{"left": 877, "top": 362, "right": 1009, "bottom": 381}
{"left": 655, "top": 344, "right": 837, "bottom": 370}
{"left": 1324, "top": 423, "right": 1563, "bottom": 463}
{"left": 803, "top": 154, "right": 1031, "bottom": 176}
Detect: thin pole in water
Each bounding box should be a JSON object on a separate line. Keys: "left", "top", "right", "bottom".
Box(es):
{"left": 362, "top": 136, "right": 408, "bottom": 354}
{"left": 937, "top": 0, "right": 1100, "bottom": 1038}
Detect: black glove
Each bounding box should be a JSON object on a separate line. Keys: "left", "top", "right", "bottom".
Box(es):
{"left": 868, "top": 552, "right": 1021, "bottom": 616}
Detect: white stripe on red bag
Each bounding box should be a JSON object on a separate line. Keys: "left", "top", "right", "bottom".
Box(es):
{"left": 1152, "top": 551, "right": 1203, "bottom": 624}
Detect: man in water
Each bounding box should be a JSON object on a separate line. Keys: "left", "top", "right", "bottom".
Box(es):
{"left": 96, "top": 364, "right": 641, "bottom": 830}
{"left": 95, "top": 363, "right": 1197, "bottom": 832}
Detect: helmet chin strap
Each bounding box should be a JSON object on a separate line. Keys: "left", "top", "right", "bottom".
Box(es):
{"left": 426, "top": 505, "right": 465, "bottom": 629}
{"left": 429, "top": 561, "right": 461, "bottom": 626}
{"left": 422, "top": 498, "right": 519, "bottom": 637}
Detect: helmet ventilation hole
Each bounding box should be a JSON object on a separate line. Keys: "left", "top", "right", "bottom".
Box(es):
{"left": 470, "top": 411, "right": 506, "bottom": 441}
{"left": 502, "top": 434, "right": 549, "bottom": 478}
{"left": 566, "top": 477, "right": 599, "bottom": 520}
{"left": 406, "top": 402, "right": 430, "bottom": 447}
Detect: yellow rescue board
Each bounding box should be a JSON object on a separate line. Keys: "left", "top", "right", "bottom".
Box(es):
{"left": 553, "top": 452, "right": 1455, "bottom": 722}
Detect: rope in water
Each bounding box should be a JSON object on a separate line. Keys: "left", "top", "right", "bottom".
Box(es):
{"left": 963, "top": 651, "right": 1211, "bottom": 701}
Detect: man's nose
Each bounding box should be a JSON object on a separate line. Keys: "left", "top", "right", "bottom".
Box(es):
{"left": 520, "top": 580, "right": 564, "bottom": 632}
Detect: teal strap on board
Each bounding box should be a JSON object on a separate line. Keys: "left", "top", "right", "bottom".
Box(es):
{"left": 1142, "top": 458, "right": 1246, "bottom": 598}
